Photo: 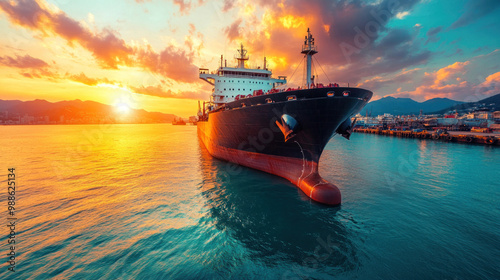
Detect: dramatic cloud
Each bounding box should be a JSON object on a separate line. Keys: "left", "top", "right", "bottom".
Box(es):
{"left": 0, "top": 54, "right": 58, "bottom": 79}
{"left": 0, "top": 52, "right": 201, "bottom": 99}
{"left": 130, "top": 84, "right": 206, "bottom": 99}
{"left": 68, "top": 73, "right": 205, "bottom": 99}
{"left": 224, "top": 0, "right": 430, "bottom": 85}
{"left": 476, "top": 71, "right": 500, "bottom": 97}
{"left": 224, "top": 19, "right": 242, "bottom": 42}
{"left": 0, "top": 54, "right": 48, "bottom": 68}
{"left": 184, "top": 23, "right": 204, "bottom": 55}
{"left": 356, "top": 68, "right": 421, "bottom": 91}
{"left": 222, "top": 0, "right": 236, "bottom": 12}
{"left": 425, "top": 26, "right": 442, "bottom": 44}
{"left": 0, "top": 0, "right": 133, "bottom": 68}
{"left": 173, "top": 0, "right": 191, "bottom": 14}
{"left": 0, "top": 0, "right": 199, "bottom": 83}
{"left": 136, "top": 45, "right": 199, "bottom": 83}
{"left": 433, "top": 61, "right": 470, "bottom": 85}
{"left": 388, "top": 61, "right": 500, "bottom": 101}
{"left": 67, "top": 72, "right": 114, "bottom": 86}
{"left": 451, "top": 0, "right": 500, "bottom": 29}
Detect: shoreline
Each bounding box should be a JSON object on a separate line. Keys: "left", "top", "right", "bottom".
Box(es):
{"left": 353, "top": 128, "right": 500, "bottom": 145}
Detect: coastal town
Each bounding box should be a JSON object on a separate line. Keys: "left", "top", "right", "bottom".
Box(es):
{"left": 353, "top": 110, "right": 500, "bottom": 145}
{"left": 354, "top": 110, "right": 500, "bottom": 132}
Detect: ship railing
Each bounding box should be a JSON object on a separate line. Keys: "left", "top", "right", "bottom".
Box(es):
{"left": 301, "top": 45, "right": 317, "bottom": 52}
{"left": 199, "top": 68, "right": 209, "bottom": 74}
{"left": 220, "top": 73, "right": 271, "bottom": 80}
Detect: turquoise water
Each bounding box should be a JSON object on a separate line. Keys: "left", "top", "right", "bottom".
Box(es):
{"left": 0, "top": 124, "right": 499, "bottom": 279}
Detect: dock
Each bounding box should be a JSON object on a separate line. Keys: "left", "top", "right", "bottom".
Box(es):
{"left": 353, "top": 128, "right": 500, "bottom": 146}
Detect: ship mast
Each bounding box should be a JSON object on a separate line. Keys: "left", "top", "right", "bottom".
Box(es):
{"left": 301, "top": 28, "right": 318, "bottom": 89}
{"left": 236, "top": 44, "right": 249, "bottom": 68}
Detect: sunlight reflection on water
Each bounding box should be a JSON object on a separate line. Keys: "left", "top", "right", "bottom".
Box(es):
{"left": 0, "top": 125, "right": 498, "bottom": 279}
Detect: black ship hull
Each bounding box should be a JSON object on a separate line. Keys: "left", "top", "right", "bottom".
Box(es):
{"left": 198, "top": 87, "right": 372, "bottom": 205}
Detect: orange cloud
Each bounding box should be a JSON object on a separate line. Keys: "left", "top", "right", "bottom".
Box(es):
{"left": 0, "top": 54, "right": 48, "bottom": 68}
{"left": 67, "top": 72, "right": 114, "bottom": 87}
{"left": 222, "top": 0, "right": 429, "bottom": 85}
{"left": 184, "top": 23, "right": 204, "bottom": 56}
{"left": 130, "top": 84, "right": 206, "bottom": 99}
{"left": 476, "top": 71, "right": 500, "bottom": 98}
{"left": 278, "top": 15, "right": 306, "bottom": 29}
{"left": 433, "top": 61, "right": 469, "bottom": 85}
{"left": 222, "top": 0, "right": 236, "bottom": 12}
{"left": 173, "top": 0, "right": 191, "bottom": 15}
{"left": 356, "top": 68, "right": 421, "bottom": 91}
{"left": 224, "top": 19, "right": 242, "bottom": 42}
{"left": 136, "top": 45, "right": 199, "bottom": 83}
{"left": 0, "top": 52, "right": 202, "bottom": 100}
{"left": 0, "top": 54, "right": 59, "bottom": 80}
{"left": 388, "top": 62, "right": 500, "bottom": 101}
{"left": 0, "top": 0, "right": 199, "bottom": 83}
{"left": 483, "top": 71, "right": 500, "bottom": 84}
{"left": 67, "top": 73, "right": 205, "bottom": 100}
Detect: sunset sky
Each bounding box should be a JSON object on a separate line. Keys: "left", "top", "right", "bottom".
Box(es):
{"left": 1, "top": 0, "right": 499, "bottom": 117}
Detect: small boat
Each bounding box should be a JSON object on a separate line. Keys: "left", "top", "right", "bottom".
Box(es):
{"left": 172, "top": 117, "right": 186, "bottom": 125}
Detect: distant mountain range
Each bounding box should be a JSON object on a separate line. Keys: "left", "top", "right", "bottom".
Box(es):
{"left": 432, "top": 93, "right": 500, "bottom": 114}
{"left": 361, "top": 93, "right": 500, "bottom": 116}
{"left": 2, "top": 93, "right": 499, "bottom": 124}
{"left": 0, "top": 99, "right": 177, "bottom": 123}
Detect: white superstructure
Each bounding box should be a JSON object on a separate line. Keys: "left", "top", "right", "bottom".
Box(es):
{"left": 199, "top": 45, "right": 287, "bottom": 107}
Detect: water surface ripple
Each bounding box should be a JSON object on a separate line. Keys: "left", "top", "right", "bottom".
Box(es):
{"left": 0, "top": 125, "right": 498, "bottom": 279}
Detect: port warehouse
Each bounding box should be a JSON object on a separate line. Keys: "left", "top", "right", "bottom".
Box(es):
{"left": 353, "top": 111, "right": 500, "bottom": 145}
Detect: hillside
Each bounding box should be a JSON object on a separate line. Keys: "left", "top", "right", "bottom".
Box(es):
{"left": 433, "top": 93, "right": 500, "bottom": 114}
{"left": 0, "top": 99, "right": 177, "bottom": 123}
{"left": 361, "top": 97, "right": 463, "bottom": 116}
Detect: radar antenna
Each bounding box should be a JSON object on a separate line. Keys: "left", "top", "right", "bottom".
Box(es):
{"left": 301, "top": 28, "right": 318, "bottom": 89}
{"left": 236, "top": 44, "right": 249, "bottom": 68}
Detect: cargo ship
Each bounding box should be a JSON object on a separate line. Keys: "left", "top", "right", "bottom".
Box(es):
{"left": 197, "top": 29, "right": 372, "bottom": 205}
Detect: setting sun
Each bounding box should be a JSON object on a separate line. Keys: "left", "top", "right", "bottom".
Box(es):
{"left": 115, "top": 103, "right": 131, "bottom": 115}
